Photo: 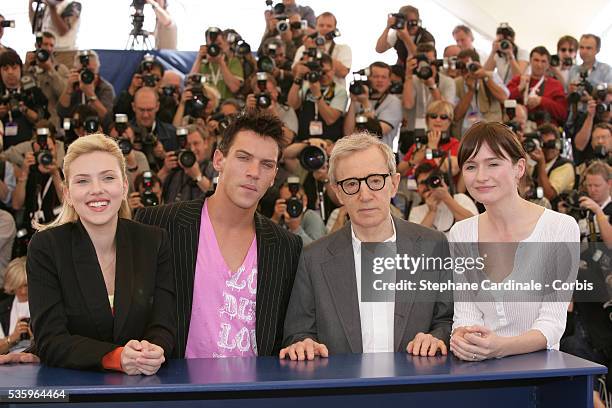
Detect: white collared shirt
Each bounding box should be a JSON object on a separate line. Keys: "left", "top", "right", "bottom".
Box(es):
{"left": 351, "top": 218, "right": 396, "bottom": 353}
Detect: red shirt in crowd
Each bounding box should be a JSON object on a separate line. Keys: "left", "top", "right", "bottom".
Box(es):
{"left": 507, "top": 75, "right": 567, "bottom": 125}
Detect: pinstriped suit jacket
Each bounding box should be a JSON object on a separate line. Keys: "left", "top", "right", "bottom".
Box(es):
{"left": 135, "top": 197, "right": 303, "bottom": 358}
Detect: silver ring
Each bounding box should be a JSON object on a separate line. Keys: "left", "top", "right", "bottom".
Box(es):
{"left": 472, "top": 354, "right": 477, "bottom": 360}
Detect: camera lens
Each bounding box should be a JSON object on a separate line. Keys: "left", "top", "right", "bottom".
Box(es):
{"left": 314, "top": 36, "right": 325, "bottom": 46}
{"left": 118, "top": 138, "right": 133, "bottom": 155}
{"left": 550, "top": 55, "right": 560, "bottom": 67}
{"left": 286, "top": 197, "right": 303, "bottom": 218}
{"left": 349, "top": 81, "right": 364, "bottom": 95}
{"left": 80, "top": 68, "right": 95, "bottom": 84}
{"left": 37, "top": 151, "right": 53, "bottom": 166}
{"left": 500, "top": 40, "right": 511, "bottom": 50}
{"left": 36, "top": 49, "right": 50, "bottom": 63}
{"left": 277, "top": 20, "right": 289, "bottom": 32}
{"left": 256, "top": 93, "right": 272, "bottom": 109}
{"left": 426, "top": 175, "right": 442, "bottom": 189}
{"left": 306, "top": 71, "right": 320, "bottom": 83}
{"left": 207, "top": 44, "right": 221, "bottom": 57}
{"left": 141, "top": 190, "right": 159, "bottom": 207}
{"left": 523, "top": 139, "right": 536, "bottom": 153}
{"left": 257, "top": 56, "right": 275, "bottom": 73}
{"left": 178, "top": 150, "right": 197, "bottom": 168}
{"left": 299, "top": 145, "right": 327, "bottom": 172}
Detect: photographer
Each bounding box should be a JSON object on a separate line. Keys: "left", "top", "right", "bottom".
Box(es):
{"left": 568, "top": 34, "right": 612, "bottom": 94}
{"left": 0, "top": 50, "right": 49, "bottom": 149}
{"left": 452, "top": 25, "right": 487, "bottom": 64}
{"left": 288, "top": 53, "right": 347, "bottom": 142}
{"left": 442, "top": 45, "right": 461, "bottom": 79}
{"left": 173, "top": 79, "right": 220, "bottom": 127}
{"left": 108, "top": 119, "right": 150, "bottom": 191}
{"left": 551, "top": 35, "right": 578, "bottom": 91}
{"left": 114, "top": 55, "right": 165, "bottom": 121}
{"left": 128, "top": 171, "right": 164, "bottom": 213}
{"left": 398, "top": 100, "right": 460, "bottom": 178}
{"left": 402, "top": 43, "right": 456, "bottom": 130}
{"left": 57, "top": 50, "right": 114, "bottom": 121}
{"left": 190, "top": 27, "right": 244, "bottom": 100}
{"left": 507, "top": 46, "right": 567, "bottom": 126}
{"left": 146, "top": 0, "right": 177, "bottom": 50}
{"left": 343, "top": 61, "right": 402, "bottom": 148}
{"left": 24, "top": 31, "right": 69, "bottom": 128}
{"left": 483, "top": 23, "right": 529, "bottom": 85}
{"left": 375, "top": 5, "right": 435, "bottom": 67}
{"left": 408, "top": 163, "right": 477, "bottom": 234}
{"left": 11, "top": 121, "right": 63, "bottom": 235}
{"left": 0, "top": 14, "right": 12, "bottom": 54}
{"left": 132, "top": 86, "right": 176, "bottom": 152}
{"left": 157, "top": 69, "right": 182, "bottom": 123}
{"left": 261, "top": 9, "right": 306, "bottom": 61}
{"left": 206, "top": 99, "right": 240, "bottom": 140}
{"left": 575, "top": 123, "right": 612, "bottom": 180}
{"left": 62, "top": 104, "right": 101, "bottom": 145}
{"left": 0, "top": 257, "right": 32, "bottom": 354}
{"left": 453, "top": 49, "right": 509, "bottom": 136}
{"left": 270, "top": 179, "right": 327, "bottom": 244}
{"left": 159, "top": 125, "right": 214, "bottom": 203}
{"left": 260, "top": 38, "right": 294, "bottom": 99}
{"left": 28, "top": 0, "right": 81, "bottom": 52}
{"left": 0, "top": 154, "right": 16, "bottom": 213}
{"left": 292, "top": 12, "right": 351, "bottom": 87}
{"left": 246, "top": 72, "right": 298, "bottom": 146}
{"left": 528, "top": 124, "right": 576, "bottom": 205}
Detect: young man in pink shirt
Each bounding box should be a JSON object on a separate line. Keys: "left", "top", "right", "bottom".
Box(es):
{"left": 136, "top": 111, "right": 302, "bottom": 358}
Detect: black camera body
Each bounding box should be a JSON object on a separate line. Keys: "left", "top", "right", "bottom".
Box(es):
{"left": 176, "top": 127, "right": 197, "bottom": 168}
{"left": 0, "top": 89, "right": 23, "bottom": 116}
{"left": 205, "top": 27, "right": 222, "bottom": 58}
{"left": 305, "top": 61, "right": 322, "bottom": 83}
{"left": 35, "top": 128, "right": 53, "bottom": 166}
{"left": 414, "top": 54, "right": 436, "bottom": 80}
{"left": 425, "top": 174, "right": 443, "bottom": 189}
{"left": 141, "top": 170, "right": 159, "bottom": 207}
{"left": 523, "top": 132, "right": 542, "bottom": 153}
{"left": 255, "top": 72, "right": 272, "bottom": 109}
{"left": 210, "top": 112, "right": 231, "bottom": 136}
{"left": 140, "top": 54, "right": 158, "bottom": 87}
{"left": 83, "top": 116, "right": 99, "bottom": 134}
{"left": 185, "top": 78, "right": 209, "bottom": 118}
{"left": 285, "top": 177, "right": 303, "bottom": 218}
{"left": 568, "top": 71, "right": 593, "bottom": 105}
{"left": 550, "top": 55, "right": 571, "bottom": 68}
{"left": 114, "top": 113, "right": 132, "bottom": 155}
{"left": 390, "top": 13, "right": 405, "bottom": 30}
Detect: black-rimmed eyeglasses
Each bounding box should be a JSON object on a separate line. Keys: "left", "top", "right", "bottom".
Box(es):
{"left": 336, "top": 173, "right": 391, "bottom": 195}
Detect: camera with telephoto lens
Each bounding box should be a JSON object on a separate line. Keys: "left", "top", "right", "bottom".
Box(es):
{"left": 593, "top": 145, "right": 608, "bottom": 160}
{"left": 425, "top": 174, "right": 443, "bottom": 189}
{"left": 210, "top": 112, "right": 230, "bottom": 136}
{"left": 184, "top": 75, "right": 210, "bottom": 118}
{"left": 389, "top": 13, "right": 406, "bottom": 30}
{"left": 255, "top": 72, "right": 272, "bottom": 109}
{"left": 114, "top": 114, "right": 132, "bottom": 155}
{"left": 276, "top": 18, "right": 290, "bottom": 32}
{"left": 205, "top": 27, "right": 222, "bottom": 58}
{"left": 414, "top": 54, "right": 442, "bottom": 81}
{"left": 1, "top": 20, "right": 15, "bottom": 28}
{"left": 504, "top": 99, "right": 517, "bottom": 120}
{"left": 349, "top": 70, "right": 371, "bottom": 95}
{"left": 389, "top": 81, "right": 403, "bottom": 94}
{"left": 140, "top": 54, "right": 158, "bottom": 87}
{"left": 77, "top": 50, "right": 95, "bottom": 84}
{"left": 235, "top": 40, "right": 251, "bottom": 57}
{"left": 257, "top": 55, "right": 275, "bottom": 73}
{"left": 300, "top": 145, "right": 327, "bottom": 171}
{"left": 285, "top": 176, "right": 303, "bottom": 218}
{"left": 305, "top": 61, "right": 322, "bottom": 83}
{"left": 522, "top": 131, "right": 542, "bottom": 153}
{"left": 141, "top": 170, "right": 159, "bottom": 207}
{"left": 35, "top": 128, "right": 53, "bottom": 166}
{"left": 83, "top": 116, "right": 99, "bottom": 134}
{"left": 0, "top": 89, "right": 23, "bottom": 116}
{"left": 176, "top": 127, "right": 197, "bottom": 168}
{"left": 559, "top": 190, "right": 588, "bottom": 220}
{"left": 568, "top": 71, "right": 594, "bottom": 105}
{"left": 595, "top": 83, "right": 610, "bottom": 115}
{"left": 34, "top": 32, "right": 50, "bottom": 63}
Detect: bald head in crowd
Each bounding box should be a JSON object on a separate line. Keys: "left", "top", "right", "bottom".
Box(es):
{"left": 133, "top": 86, "right": 160, "bottom": 128}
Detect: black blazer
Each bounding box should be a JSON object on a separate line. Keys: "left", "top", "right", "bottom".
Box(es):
{"left": 26, "top": 219, "right": 176, "bottom": 371}
{"left": 0, "top": 296, "right": 14, "bottom": 337}
{"left": 135, "top": 197, "right": 303, "bottom": 358}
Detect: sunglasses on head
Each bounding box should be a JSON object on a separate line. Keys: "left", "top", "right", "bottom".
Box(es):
{"left": 427, "top": 113, "right": 450, "bottom": 120}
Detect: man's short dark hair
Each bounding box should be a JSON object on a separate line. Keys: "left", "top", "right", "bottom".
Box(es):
{"left": 557, "top": 35, "right": 578, "bottom": 52}
{"left": 452, "top": 25, "right": 473, "bottom": 38}
{"left": 316, "top": 12, "right": 337, "bottom": 26}
{"left": 414, "top": 162, "right": 438, "bottom": 181}
{"left": 0, "top": 49, "right": 23, "bottom": 70}
{"left": 318, "top": 52, "right": 333, "bottom": 67}
{"left": 369, "top": 61, "right": 391, "bottom": 75}
{"left": 218, "top": 110, "right": 285, "bottom": 161}
{"left": 538, "top": 123, "right": 560, "bottom": 140}
{"left": 581, "top": 34, "right": 601, "bottom": 52}
{"left": 457, "top": 49, "right": 480, "bottom": 62}
{"left": 42, "top": 31, "right": 56, "bottom": 40}
{"left": 416, "top": 43, "right": 437, "bottom": 58}
{"left": 530, "top": 46, "right": 551, "bottom": 61}
{"left": 73, "top": 104, "right": 98, "bottom": 126}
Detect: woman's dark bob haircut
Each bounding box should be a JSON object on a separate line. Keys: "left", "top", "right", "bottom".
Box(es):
{"left": 458, "top": 122, "right": 527, "bottom": 169}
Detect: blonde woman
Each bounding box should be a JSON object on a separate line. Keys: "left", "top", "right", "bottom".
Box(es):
{"left": 22, "top": 134, "right": 176, "bottom": 374}
{"left": 0, "top": 257, "right": 32, "bottom": 354}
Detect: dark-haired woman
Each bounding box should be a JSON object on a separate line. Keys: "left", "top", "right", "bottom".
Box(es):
{"left": 448, "top": 122, "right": 579, "bottom": 362}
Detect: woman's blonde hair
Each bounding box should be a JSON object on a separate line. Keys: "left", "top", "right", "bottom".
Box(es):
{"left": 4, "top": 257, "right": 27, "bottom": 295}
{"left": 37, "top": 133, "right": 131, "bottom": 231}
{"left": 426, "top": 100, "right": 454, "bottom": 122}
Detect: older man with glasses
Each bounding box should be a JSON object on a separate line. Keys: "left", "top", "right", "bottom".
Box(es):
{"left": 281, "top": 132, "right": 452, "bottom": 361}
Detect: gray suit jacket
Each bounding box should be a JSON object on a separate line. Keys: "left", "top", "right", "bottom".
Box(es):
{"left": 283, "top": 216, "right": 453, "bottom": 353}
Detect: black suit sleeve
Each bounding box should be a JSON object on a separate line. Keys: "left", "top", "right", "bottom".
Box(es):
{"left": 428, "top": 235, "right": 454, "bottom": 345}
{"left": 27, "top": 232, "right": 118, "bottom": 370}
{"left": 143, "top": 229, "right": 177, "bottom": 359}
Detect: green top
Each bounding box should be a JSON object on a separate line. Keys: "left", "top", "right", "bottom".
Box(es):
{"left": 199, "top": 56, "right": 244, "bottom": 100}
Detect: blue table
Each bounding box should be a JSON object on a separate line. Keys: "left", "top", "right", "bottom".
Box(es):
{"left": 0, "top": 351, "right": 605, "bottom": 407}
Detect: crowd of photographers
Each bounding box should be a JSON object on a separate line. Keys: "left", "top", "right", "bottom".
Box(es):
{"left": 0, "top": 1, "right": 611, "bottom": 393}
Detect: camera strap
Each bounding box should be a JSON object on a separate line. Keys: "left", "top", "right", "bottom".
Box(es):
{"left": 35, "top": 175, "right": 53, "bottom": 221}
{"left": 327, "top": 41, "right": 336, "bottom": 58}
{"left": 526, "top": 76, "right": 545, "bottom": 100}
{"left": 209, "top": 63, "right": 222, "bottom": 86}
